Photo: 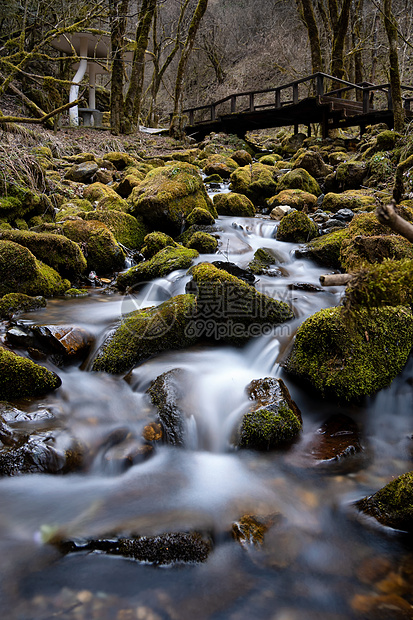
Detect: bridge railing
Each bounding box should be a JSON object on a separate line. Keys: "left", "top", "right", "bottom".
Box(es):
{"left": 179, "top": 72, "right": 413, "bottom": 126}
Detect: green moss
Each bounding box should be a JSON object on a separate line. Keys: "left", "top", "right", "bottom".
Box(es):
{"left": 277, "top": 168, "right": 321, "bottom": 196}
{"left": 62, "top": 220, "right": 125, "bottom": 275}
{"left": 0, "top": 229, "right": 87, "bottom": 279}
{"left": 202, "top": 154, "right": 239, "bottom": 179}
{"left": 186, "top": 207, "right": 215, "bottom": 227}
{"left": 14, "top": 218, "right": 29, "bottom": 230}
{"left": 64, "top": 288, "right": 89, "bottom": 298}
{"left": 83, "top": 210, "right": 147, "bottom": 249}
{"left": 141, "top": 231, "right": 178, "bottom": 258}
{"left": 102, "top": 151, "right": 139, "bottom": 170}
{"left": 283, "top": 305, "right": 413, "bottom": 400}
{"left": 367, "top": 151, "right": 394, "bottom": 186}
{"left": 267, "top": 189, "right": 318, "bottom": 211}
{"left": 129, "top": 163, "right": 217, "bottom": 235}
{"left": 276, "top": 210, "right": 318, "bottom": 243}
{"left": 0, "top": 196, "right": 25, "bottom": 222}
{"left": 229, "top": 163, "right": 278, "bottom": 205}
{"left": 355, "top": 472, "right": 413, "bottom": 531}
{"left": 322, "top": 191, "right": 376, "bottom": 213}
{"left": 213, "top": 192, "right": 255, "bottom": 217}
{"left": 340, "top": 234, "right": 413, "bottom": 271}
{"left": 299, "top": 229, "right": 348, "bottom": 269}
{"left": 376, "top": 130, "right": 400, "bottom": 151}
{"left": 336, "top": 161, "right": 367, "bottom": 190}
{"left": 249, "top": 248, "right": 277, "bottom": 274}
{"left": 186, "top": 231, "right": 218, "bottom": 253}
{"left": 0, "top": 345, "right": 61, "bottom": 400}
{"left": 0, "top": 293, "right": 46, "bottom": 319}
{"left": 345, "top": 259, "right": 413, "bottom": 309}
{"left": 92, "top": 294, "right": 199, "bottom": 374}
{"left": 83, "top": 182, "right": 120, "bottom": 204}
{"left": 258, "top": 154, "right": 283, "bottom": 165}
{"left": 116, "top": 246, "right": 198, "bottom": 290}
{"left": 239, "top": 404, "right": 302, "bottom": 450}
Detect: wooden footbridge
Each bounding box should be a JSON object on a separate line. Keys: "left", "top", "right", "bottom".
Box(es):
{"left": 179, "top": 72, "right": 413, "bottom": 140}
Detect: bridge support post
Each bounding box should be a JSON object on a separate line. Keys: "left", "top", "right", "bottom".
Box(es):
{"left": 294, "top": 123, "right": 299, "bottom": 135}
{"left": 307, "top": 124, "right": 311, "bottom": 137}
{"left": 321, "top": 110, "right": 329, "bottom": 139}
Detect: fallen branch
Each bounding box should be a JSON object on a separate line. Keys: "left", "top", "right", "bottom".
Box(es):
{"left": 319, "top": 273, "right": 354, "bottom": 286}
{"left": 0, "top": 97, "right": 82, "bottom": 125}
{"left": 376, "top": 199, "right": 413, "bottom": 242}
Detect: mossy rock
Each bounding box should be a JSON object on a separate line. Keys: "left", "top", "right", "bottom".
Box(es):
{"left": 14, "top": 218, "right": 29, "bottom": 230}
{"left": 64, "top": 161, "right": 99, "bottom": 183}
{"left": 336, "top": 161, "right": 367, "bottom": 190}
{"left": 258, "top": 154, "right": 283, "bottom": 166}
{"left": 232, "top": 150, "right": 253, "bottom": 166}
{"left": 229, "top": 163, "right": 278, "bottom": 205}
{"left": 92, "top": 294, "right": 199, "bottom": 374}
{"left": 56, "top": 199, "right": 94, "bottom": 221}
{"left": 376, "top": 130, "right": 400, "bottom": 151}
{"left": 147, "top": 368, "right": 189, "bottom": 446}
{"left": 186, "top": 207, "right": 215, "bottom": 227}
{"left": 61, "top": 220, "right": 125, "bottom": 275}
{"left": 238, "top": 377, "right": 302, "bottom": 450}
{"left": 297, "top": 229, "right": 348, "bottom": 269}
{"left": 64, "top": 288, "right": 89, "bottom": 298}
{"left": 292, "top": 150, "right": 331, "bottom": 178}
{"left": 276, "top": 210, "right": 318, "bottom": 243}
{"left": 83, "top": 210, "right": 147, "bottom": 250}
{"left": 102, "top": 152, "right": 139, "bottom": 170}
{"left": 188, "top": 262, "right": 294, "bottom": 342}
{"left": 355, "top": 472, "right": 413, "bottom": 531}
{"left": 346, "top": 212, "right": 390, "bottom": 237}
{"left": 277, "top": 168, "right": 321, "bottom": 196}
{"left": 176, "top": 224, "right": 217, "bottom": 247}
{"left": 366, "top": 151, "right": 394, "bottom": 186}
{"left": 116, "top": 172, "right": 145, "bottom": 198}
{"left": 267, "top": 189, "right": 318, "bottom": 212}
{"left": 213, "top": 192, "right": 255, "bottom": 217}
{"left": 340, "top": 234, "right": 413, "bottom": 271}
{"left": 248, "top": 248, "right": 279, "bottom": 275}
{"left": 282, "top": 305, "right": 413, "bottom": 401}
{"left": 344, "top": 259, "right": 413, "bottom": 309}
{"left": 186, "top": 231, "right": 218, "bottom": 254}
{"left": 202, "top": 154, "right": 239, "bottom": 179}
{"left": 0, "top": 293, "right": 46, "bottom": 319}
{"left": 83, "top": 182, "right": 120, "bottom": 204}
{"left": 0, "top": 229, "right": 87, "bottom": 279}
{"left": 116, "top": 246, "right": 198, "bottom": 291}
{"left": 0, "top": 345, "right": 61, "bottom": 400}
{"left": 171, "top": 149, "right": 200, "bottom": 163}
{"left": 0, "top": 196, "right": 27, "bottom": 223}
{"left": 96, "top": 194, "right": 130, "bottom": 213}
{"left": 141, "top": 231, "right": 178, "bottom": 259}
{"left": 322, "top": 191, "right": 376, "bottom": 212}
{"left": 129, "top": 162, "right": 217, "bottom": 235}
{"left": 0, "top": 240, "right": 70, "bottom": 297}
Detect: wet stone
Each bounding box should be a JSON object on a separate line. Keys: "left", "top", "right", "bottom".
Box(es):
{"left": 147, "top": 368, "right": 191, "bottom": 446}
{"left": 211, "top": 260, "right": 256, "bottom": 284}
{"left": 6, "top": 323, "right": 93, "bottom": 363}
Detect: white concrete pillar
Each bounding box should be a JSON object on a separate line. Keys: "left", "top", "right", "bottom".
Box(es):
{"left": 88, "top": 63, "right": 97, "bottom": 110}
{"left": 69, "top": 37, "right": 88, "bottom": 126}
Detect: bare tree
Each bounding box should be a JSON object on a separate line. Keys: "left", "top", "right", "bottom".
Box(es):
{"left": 383, "top": 0, "right": 404, "bottom": 131}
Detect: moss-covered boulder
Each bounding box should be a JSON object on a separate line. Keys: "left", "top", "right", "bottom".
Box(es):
{"left": 0, "top": 293, "right": 46, "bottom": 319}
{"left": 116, "top": 171, "right": 145, "bottom": 198}
{"left": 61, "top": 220, "right": 125, "bottom": 274}
{"left": 129, "top": 163, "right": 216, "bottom": 235}
{"left": 186, "top": 231, "right": 218, "bottom": 253}
{"left": 56, "top": 199, "right": 95, "bottom": 221}
{"left": 0, "top": 229, "right": 87, "bottom": 279}
{"left": 92, "top": 294, "right": 198, "bottom": 374}
{"left": 282, "top": 305, "right": 413, "bottom": 401}
{"left": 102, "top": 151, "right": 140, "bottom": 170}
{"left": 186, "top": 207, "right": 215, "bottom": 227}
{"left": 355, "top": 472, "right": 413, "bottom": 531}
{"left": 83, "top": 210, "right": 147, "bottom": 250}
{"left": 366, "top": 151, "right": 394, "bottom": 186}
{"left": 258, "top": 154, "right": 283, "bottom": 166}
{"left": 116, "top": 246, "right": 198, "bottom": 290}
{"left": 267, "top": 189, "right": 318, "bottom": 212}
{"left": 292, "top": 150, "right": 331, "bottom": 178}
{"left": 237, "top": 377, "right": 302, "bottom": 450}
{"left": 0, "top": 345, "right": 61, "bottom": 400}
{"left": 0, "top": 240, "right": 70, "bottom": 297}
{"left": 248, "top": 248, "right": 281, "bottom": 276}
{"left": 277, "top": 168, "right": 321, "bottom": 196}
{"left": 340, "top": 234, "right": 413, "bottom": 271}
{"left": 83, "top": 183, "right": 129, "bottom": 212}
{"left": 322, "top": 191, "right": 376, "bottom": 213}
{"left": 188, "top": 263, "right": 294, "bottom": 342}
{"left": 213, "top": 192, "right": 255, "bottom": 217}
{"left": 297, "top": 229, "right": 348, "bottom": 269}
{"left": 336, "top": 161, "right": 367, "bottom": 190}
{"left": 232, "top": 150, "right": 253, "bottom": 166}
{"left": 64, "top": 161, "right": 99, "bottom": 183}
{"left": 141, "top": 231, "right": 177, "bottom": 259}
{"left": 344, "top": 259, "right": 413, "bottom": 309}
{"left": 0, "top": 196, "right": 27, "bottom": 223}
{"left": 202, "top": 153, "right": 239, "bottom": 179}
{"left": 276, "top": 210, "right": 318, "bottom": 243}
{"left": 229, "top": 163, "right": 278, "bottom": 205}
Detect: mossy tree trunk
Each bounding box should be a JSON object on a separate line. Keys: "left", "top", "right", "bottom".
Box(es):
{"left": 330, "top": 0, "right": 352, "bottom": 81}
{"left": 169, "top": 0, "right": 209, "bottom": 140}
{"left": 109, "top": 0, "right": 129, "bottom": 135}
{"left": 122, "top": 0, "right": 157, "bottom": 134}
{"left": 296, "top": 0, "right": 324, "bottom": 73}
{"left": 351, "top": 0, "right": 364, "bottom": 100}
{"left": 383, "top": 0, "right": 405, "bottom": 132}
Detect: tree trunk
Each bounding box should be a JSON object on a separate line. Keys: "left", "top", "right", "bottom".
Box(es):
{"left": 383, "top": 0, "right": 405, "bottom": 132}
{"left": 169, "top": 0, "right": 209, "bottom": 139}
{"left": 330, "top": 0, "right": 351, "bottom": 80}
{"left": 122, "top": 0, "right": 157, "bottom": 134}
{"left": 109, "top": 0, "right": 129, "bottom": 135}
{"left": 296, "top": 0, "right": 324, "bottom": 73}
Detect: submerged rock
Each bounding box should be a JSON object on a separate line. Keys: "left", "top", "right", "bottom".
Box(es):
{"left": 0, "top": 345, "right": 61, "bottom": 400}
{"left": 147, "top": 368, "right": 190, "bottom": 446}
{"left": 282, "top": 306, "right": 413, "bottom": 401}
{"left": 237, "top": 377, "right": 302, "bottom": 450}
{"left": 355, "top": 472, "right": 413, "bottom": 532}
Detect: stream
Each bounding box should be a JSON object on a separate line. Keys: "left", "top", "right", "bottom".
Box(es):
{"left": 1, "top": 209, "right": 413, "bottom": 620}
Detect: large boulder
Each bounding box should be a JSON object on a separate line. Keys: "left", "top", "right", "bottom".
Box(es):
{"left": 61, "top": 220, "right": 126, "bottom": 274}
{"left": 296, "top": 229, "right": 348, "bottom": 269}
{"left": 276, "top": 168, "right": 321, "bottom": 196}
{"left": 147, "top": 368, "right": 190, "bottom": 446}
{"left": 213, "top": 192, "right": 255, "bottom": 217}
{"left": 340, "top": 234, "right": 413, "bottom": 271}
{"left": 0, "top": 240, "right": 70, "bottom": 297}
{"left": 0, "top": 229, "right": 87, "bottom": 279}
{"left": 202, "top": 153, "right": 239, "bottom": 178}
{"left": 276, "top": 210, "right": 318, "bottom": 243}
{"left": 229, "top": 163, "right": 278, "bottom": 205}
{"left": 355, "top": 472, "right": 413, "bottom": 531}
{"left": 83, "top": 210, "right": 148, "bottom": 250}
{"left": 282, "top": 305, "right": 413, "bottom": 401}
{"left": 92, "top": 294, "right": 198, "bottom": 374}
{"left": 268, "top": 189, "right": 318, "bottom": 212}
{"left": 141, "top": 231, "right": 177, "bottom": 258}
{"left": 322, "top": 191, "right": 376, "bottom": 213}
{"left": 344, "top": 259, "right": 413, "bottom": 309}
{"left": 129, "top": 163, "right": 216, "bottom": 235}
{"left": 336, "top": 161, "right": 367, "bottom": 190}
{"left": 292, "top": 150, "right": 331, "bottom": 178}
{"left": 0, "top": 345, "right": 61, "bottom": 400}
{"left": 0, "top": 293, "right": 46, "bottom": 319}
{"left": 237, "top": 377, "right": 302, "bottom": 450}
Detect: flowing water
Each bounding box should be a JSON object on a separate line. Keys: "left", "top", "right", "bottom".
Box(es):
{"left": 1, "top": 212, "right": 413, "bottom": 620}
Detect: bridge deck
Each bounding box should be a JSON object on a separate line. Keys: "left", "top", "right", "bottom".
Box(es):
{"left": 179, "top": 72, "right": 413, "bottom": 140}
